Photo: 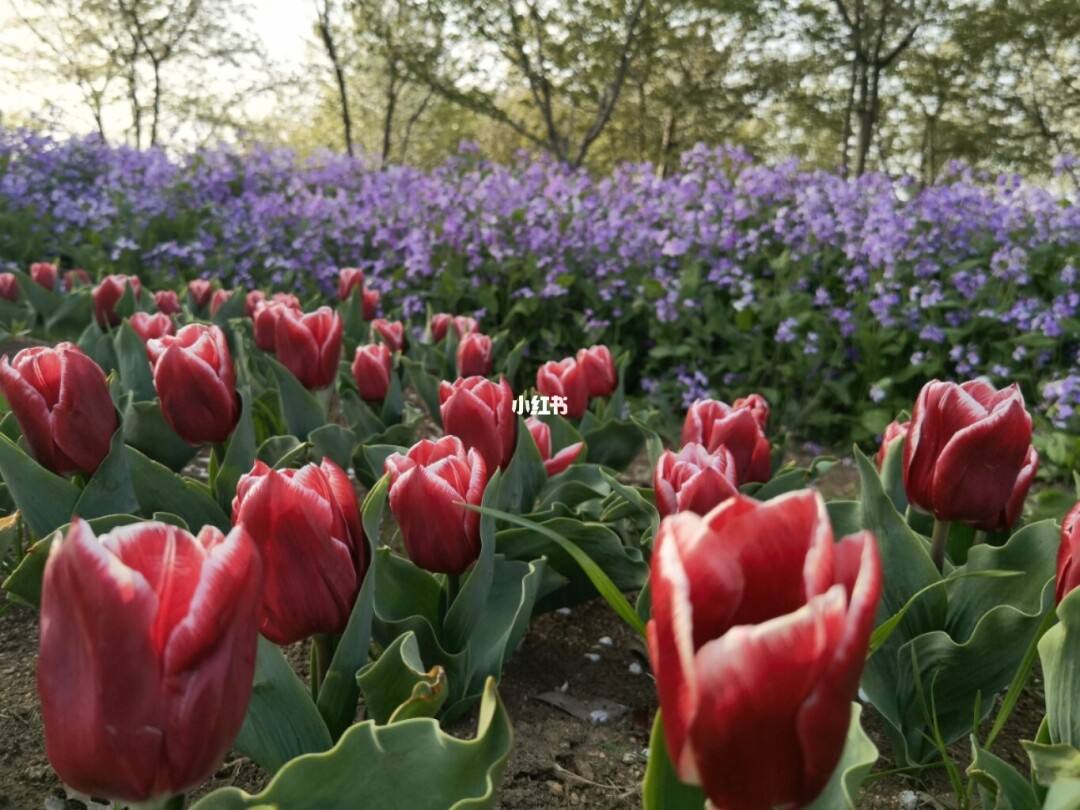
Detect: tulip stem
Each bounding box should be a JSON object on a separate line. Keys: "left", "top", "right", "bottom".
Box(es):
{"left": 446, "top": 573, "right": 461, "bottom": 607}
{"left": 930, "top": 519, "right": 951, "bottom": 571}
{"left": 311, "top": 633, "right": 333, "bottom": 702}
{"left": 973, "top": 530, "right": 988, "bottom": 546}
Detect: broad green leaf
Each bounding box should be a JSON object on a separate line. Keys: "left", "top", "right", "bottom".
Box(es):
{"left": 443, "top": 471, "right": 502, "bottom": 652}
{"left": 267, "top": 356, "right": 326, "bottom": 440}
{"left": 357, "top": 630, "right": 448, "bottom": 724}
{"left": 192, "top": 678, "right": 512, "bottom": 810}
{"left": 400, "top": 356, "right": 443, "bottom": 428}
{"left": 309, "top": 424, "right": 357, "bottom": 471}
{"left": 581, "top": 418, "right": 644, "bottom": 471}
{"left": 212, "top": 389, "right": 257, "bottom": 512}
{"left": 74, "top": 426, "right": 139, "bottom": 519}
{"left": 234, "top": 637, "right": 333, "bottom": 773}
{"left": 121, "top": 398, "right": 200, "bottom": 471}
{"left": 968, "top": 737, "right": 1040, "bottom": 810}
{"left": 114, "top": 321, "right": 156, "bottom": 402}
{"left": 492, "top": 419, "right": 547, "bottom": 514}
{"left": 1023, "top": 741, "right": 1080, "bottom": 787}
{"left": 0, "top": 433, "right": 80, "bottom": 538}
{"left": 126, "top": 447, "right": 230, "bottom": 532}
{"left": 257, "top": 435, "right": 306, "bottom": 467}
{"left": 1041, "top": 587, "right": 1080, "bottom": 747}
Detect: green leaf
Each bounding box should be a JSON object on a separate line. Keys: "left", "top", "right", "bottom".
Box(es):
{"left": 379, "top": 367, "right": 404, "bottom": 426}
{"left": 443, "top": 471, "right": 502, "bottom": 652}
{"left": 878, "top": 430, "right": 909, "bottom": 514}
{"left": 126, "top": 447, "right": 230, "bottom": 532}
{"left": 309, "top": 424, "right": 357, "bottom": 472}
{"left": 212, "top": 389, "right": 257, "bottom": 512}
{"left": 257, "top": 435, "right": 306, "bottom": 467}
{"left": 114, "top": 321, "right": 156, "bottom": 402}
{"left": 642, "top": 711, "right": 706, "bottom": 810}
{"left": 400, "top": 356, "right": 443, "bottom": 428}
{"left": 192, "top": 678, "right": 512, "bottom": 810}
{"left": 341, "top": 390, "right": 386, "bottom": 439}
{"left": 267, "top": 355, "right": 327, "bottom": 440}
{"left": 74, "top": 426, "right": 139, "bottom": 520}
{"left": 1023, "top": 741, "right": 1080, "bottom": 788}
{"left": 804, "top": 704, "right": 879, "bottom": 810}
{"left": 492, "top": 419, "right": 547, "bottom": 514}
{"left": 0, "top": 433, "right": 80, "bottom": 538}
{"left": 357, "top": 630, "right": 448, "bottom": 724}
{"left": 45, "top": 289, "right": 92, "bottom": 333}
{"left": 1043, "top": 778, "right": 1080, "bottom": 810}
{"left": 13, "top": 269, "right": 61, "bottom": 318}
{"left": 468, "top": 503, "right": 645, "bottom": 636}
{"left": 1041, "top": 586, "right": 1080, "bottom": 747}
{"left": 233, "top": 637, "right": 334, "bottom": 773}
{"left": 121, "top": 398, "right": 200, "bottom": 471}
{"left": 581, "top": 419, "right": 644, "bottom": 471}
{"left": 211, "top": 288, "right": 247, "bottom": 327}
{"left": 968, "top": 737, "right": 1040, "bottom": 810}
{"left": 316, "top": 480, "right": 383, "bottom": 739}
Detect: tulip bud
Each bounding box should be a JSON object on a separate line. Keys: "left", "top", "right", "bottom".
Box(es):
{"left": 147, "top": 324, "right": 239, "bottom": 445}
{"left": 253, "top": 299, "right": 299, "bottom": 351}
{"left": 362, "top": 287, "right": 380, "bottom": 320}
{"left": 903, "top": 379, "right": 1038, "bottom": 530}
{"left": 245, "top": 290, "right": 266, "bottom": 317}
{"left": 384, "top": 436, "right": 488, "bottom": 575}
{"left": 732, "top": 392, "right": 770, "bottom": 430}
{"left": 38, "top": 518, "right": 262, "bottom": 803}
{"left": 439, "top": 376, "right": 516, "bottom": 471}
{"left": 653, "top": 443, "right": 739, "bottom": 518}
{"left": 0, "top": 343, "right": 118, "bottom": 476}
{"left": 875, "top": 419, "right": 910, "bottom": 469}
{"left": 62, "top": 268, "right": 91, "bottom": 291}
{"left": 681, "top": 398, "right": 771, "bottom": 485}
{"left": 153, "top": 289, "right": 181, "bottom": 315}
{"left": 576, "top": 345, "right": 617, "bottom": 398}
{"left": 233, "top": 459, "right": 367, "bottom": 644}
{"left": 209, "top": 288, "right": 232, "bottom": 317}
{"left": 372, "top": 318, "right": 405, "bottom": 353}
{"left": 338, "top": 267, "right": 365, "bottom": 301}
{"left": 430, "top": 313, "right": 479, "bottom": 342}
{"left": 536, "top": 358, "right": 589, "bottom": 419}
{"left": 274, "top": 306, "right": 344, "bottom": 389}
{"left": 30, "top": 261, "right": 58, "bottom": 290}
{"left": 128, "top": 312, "right": 175, "bottom": 344}
{"left": 457, "top": 332, "right": 493, "bottom": 377}
{"left": 0, "top": 273, "right": 19, "bottom": 301}
{"left": 647, "top": 491, "right": 881, "bottom": 810}
{"left": 351, "top": 343, "right": 393, "bottom": 402}
{"left": 188, "top": 279, "right": 212, "bottom": 309}
{"left": 1057, "top": 502, "right": 1080, "bottom": 604}
{"left": 526, "top": 417, "right": 583, "bottom": 476}
{"left": 93, "top": 274, "right": 141, "bottom": 327}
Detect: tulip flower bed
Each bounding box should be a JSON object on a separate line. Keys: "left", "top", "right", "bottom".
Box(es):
{"left": 0, "top": 259, "right": 1078, "bottom": 810}
{"left": 2, "top": 129, "right": 1080, "bottom": 479}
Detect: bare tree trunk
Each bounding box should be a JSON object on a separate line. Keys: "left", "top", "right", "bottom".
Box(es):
{"left": 150, "top": 58, "right": 162, "bottom": 146}
{"left": 381, "top": 65, "right": 399, "bottom": 167}
{"left": 316, "top": 0, "right": 355, "bottom": 157}
{"left": 658, "top": 107, "right": 678, "bottom": 178}
{"left": 399, "top": 88, "right": 433, "bottom": 163}
{"left": 840, "top": 58, "right": 857, "bottom": 176}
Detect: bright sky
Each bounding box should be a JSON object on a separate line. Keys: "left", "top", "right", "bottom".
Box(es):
{"left": 0, "top": 0, "right": 318, "bottom": 137}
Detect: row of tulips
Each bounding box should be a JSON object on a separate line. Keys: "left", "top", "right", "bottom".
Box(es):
{"left": 1, "top": 260, "right": 1080, "bottom": 809}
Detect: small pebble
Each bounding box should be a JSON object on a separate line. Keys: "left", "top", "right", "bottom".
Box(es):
{"left": 899, "top": 790, "right": 918, "bottom": 810}
{"left": 558, "top": 681, "right": 569, "bottom": 692}
{"left": 556, "top": 607, "right": 572, "bottom": 616}
{"left": 584, "top": 653, "right": 601, "bottom": 663}
{"left": 622, "top": 752, "right": 637, "bottom": 764}
{"left": 548, "top": 781, "right": 564, "bottom": 796}
{"left": 589, "top": 709, "right": 609, "bottom": 724}
{"left": 628, "top": 662, "right": 643, "bottom": 675}
{"left": 598, "top": 636, "right": 614, "bottom": 647}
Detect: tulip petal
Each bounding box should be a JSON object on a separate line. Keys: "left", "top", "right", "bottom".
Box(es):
{"left": 544, "top": 441, "right": 583, "bottom": 476}
{"left": 155, "top": 344, "right": 237, "bottom": 444}
{"left": 51, "top": 349, "right": 118, "bottom": 473}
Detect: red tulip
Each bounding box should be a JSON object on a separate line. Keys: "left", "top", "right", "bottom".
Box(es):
{"left": 209, "top": 288, "right": 233, "bottom": 317}
{"left": 384, "top": 436, "right": 488, "bottom": 575}
{"left": 147, "top": 324, "right": 239, "bottom": 445}
{"left": 38, "top": 518, "right": 262, "bottom": 803}
{"left": 0, "top": 343, "right": 117, "bottom": 475}
{"left": 188, "top": 279, "right": 212, "bottom": 309}
{"left": 245, "top": 290, "right": 265, "bottom": 317}
{"left": 362, "top": 287, "right": 380, "bottom": 320}
{"left": 0, "top": 273, "right": 19, "bottom": 301}
{"left": 351, "top": 343, "right": 393, "bottom": 402}
{"left": 526, "top": 417, "right": 583, "bottom": 476}
{"left": 576, "top": 345, "right": 617, "bottom": 398}
{"left": 1057, "top": 501, "right": 1080, "bottom": 604}
{"left": 903, "top": 379, "right": 1037, "bottom": 530}
{"left": 62, "top": 268, "right": 91, "bottom": 291}
{"left": 253, "top": 299, "right": 299, "bottom": 351}
{"left": 439, "top": 376, "right": 516, "bottom": 471}
{"left": 153, "top": 290, "right": 181, "bottom": 315}
{"left": 430, "top": 313, "right": 479, "bottom": 342}
{"left": 233, "top": 459, "right": 367, "bottom": 644}
{"left": 653, "top": 443, "right": 739, "bottom": 518}
{"left": 128, "top": 312, "right": 175, "bottom": 344}
{"left": 875, "top": 419, "right": 910, "bottom": 469}
{"left": 536, "top": 358, "right": 589, "bottom": 419}
{"left": 338, "top": 267, "right": 365, "bottom": 301}
{"left": 274, "top": 306, "right": 344, "bottom": 389}
{"left": 457, "top": 332, "right": 493, "bottom": 377}
{"left": 93, "top": 274, "right": 142, "bottom": 327}
{"left": 372, "top": 318, "right": 405, "bottom": 352}
{"left": 681, "top": 398, "right": 771, "bottom": 485}
{"left": 30, "top": 261, "right": 58, "bottom": 290}
{"left": 732, "top": 393, "right": 770, "bottom": 430}
{"left": 648, "top": 491, "right": 881, "bottom": 810}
